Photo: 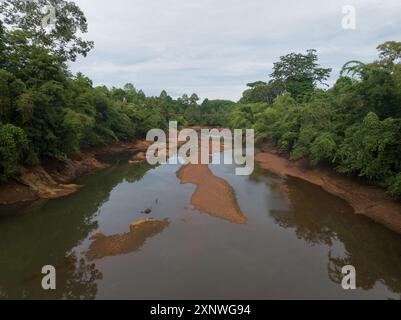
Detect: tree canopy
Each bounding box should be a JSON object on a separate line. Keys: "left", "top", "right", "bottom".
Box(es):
{"left": 0, "top": 0, "right": 94, "bottom": 61}
{"left": 231, "top": 42, "right": 401, "bottom": 198}
{"left": 0, "top": 1, "right": 236, "bottom": 181}
{"left": 1, "top": 1, "right": 401, "bottom": 200}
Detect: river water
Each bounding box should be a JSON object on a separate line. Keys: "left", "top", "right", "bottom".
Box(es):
{"left": 0, "top": 150, "right": 401, "bottom": 300}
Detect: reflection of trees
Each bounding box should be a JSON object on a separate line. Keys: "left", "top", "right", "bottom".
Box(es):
{"left": 269, "top": 177, "right": 343, "bottom": 246}
{"left": 269, "top": 177, "right": 401, "bottom": 296}
{"left": 61, "top": 254, "right": 103, "bottom": 300}
{"left": 0, "top": 253, "right": 102, "bottom": 300}
{"left": 248, "top": 164, "right": 287, "bottom": 193}
{"left": 0, "top": 157, "right": 154, "bottom": 299}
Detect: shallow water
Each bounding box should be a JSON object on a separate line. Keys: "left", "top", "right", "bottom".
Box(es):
{"left": 0, "top": 151, "right": 401, "bottom": 300}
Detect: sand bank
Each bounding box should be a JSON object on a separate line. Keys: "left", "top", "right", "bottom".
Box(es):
{"left": 256, "top": 151, "right": 401, "bottom": 234}
{"left": 177, "top": 164, "right": 247, "bottom": 224}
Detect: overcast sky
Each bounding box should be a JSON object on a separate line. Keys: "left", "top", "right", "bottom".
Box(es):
{"left": 70, "top": 0, "right": 401, "bottom": 101}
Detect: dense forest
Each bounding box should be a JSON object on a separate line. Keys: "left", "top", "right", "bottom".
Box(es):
{"left": 1, "top": 0, "right": 401, "bottom": 199}
{"left": 229, "top": 43, "right": 401, "bottom": 198}
{"left": 0, "top": 0, "right": 232, "bottom": 182}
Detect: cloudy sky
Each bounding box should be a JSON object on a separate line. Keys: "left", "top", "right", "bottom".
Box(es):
{"left": 70, "top": 0, "right": 401, "bottom": 101}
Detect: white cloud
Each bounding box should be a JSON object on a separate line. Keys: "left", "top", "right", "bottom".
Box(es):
{"left": 70, "top": 0, "right": 401, "bottom": 100}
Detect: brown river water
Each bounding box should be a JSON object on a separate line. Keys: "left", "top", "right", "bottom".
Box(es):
{"left": 0, "top": 150, "right": 401, "bottom": 300}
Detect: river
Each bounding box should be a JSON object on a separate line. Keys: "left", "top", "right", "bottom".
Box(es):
{"left": 0, "top": 150, "right": 401, "bottom": 299}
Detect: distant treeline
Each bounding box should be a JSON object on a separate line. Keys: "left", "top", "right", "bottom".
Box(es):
{"left": 0, "top": 0, "right": 234, "bottom": 182}
{"left": 228, "top": 42, "right": 401, "bottom": 198}
{"left": 1, "top": 0, "right": 401, "bottom": 200}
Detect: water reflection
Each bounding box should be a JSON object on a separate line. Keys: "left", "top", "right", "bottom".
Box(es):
{"left": 270, "top": 177, "right": 401, "bottom": 296}
{"left": 0, "top": 253, "right": 102, "bottom": 300}
{"left": 1, "top": 150, "right": 401, "bottom": 299}
{"left": 0, "top": 155, "right": 155, "bottom": 299}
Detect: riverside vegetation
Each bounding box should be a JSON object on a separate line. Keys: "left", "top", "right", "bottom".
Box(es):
{"left": 1, "top": 0, "right": 401, "bottom": 202}
{"left": 2, "top": 0, "right": 401, "bottom": 301}
{"left": 0, "top": 0, "right": 234, "bottom": 185}
{"left": 229, "top": 44, "right": 401, "bottom": 199}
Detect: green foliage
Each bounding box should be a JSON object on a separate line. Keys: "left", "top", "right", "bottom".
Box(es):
{"left": 377, "top": 41, "right": 401, "bottom": 67}
{"left": 335, "top": 112, "right": 401, "bottom": 181}
{"left": 270, "top": 49, "right": 332, "bottom": 101}
{"left": 62, "top": 108, "right": 95, "bottom": 154}
{"left": 229, "top": 102, "right": 268, "bottom": 131}
{"left": 387, "top": 173, "right": 401, "bottom": 199}
{"left": 0, "top": 2, "right": 230, "bottom": 181}
{"left": 200, "top": 99, "right": 236, "bottom": 126}
{"left": 0, "top": 0, "right": 94, "bottom": 62}
{"left": 2, "top": 0, "right": 401, "bottom": 203}
{"left": 240, "top": 81, "right": 285, "bottom": 104}
{"left": 230, "top": 42, "right": 401, "bottom": 198}
{"left": 309, "top": 133, "right": 337, "bottom": 165}
{"left": 0, "top": 124, "right": 28, "bottom": 181}
{"left": 240, "top": 50, "right": 331, "bottom": 104}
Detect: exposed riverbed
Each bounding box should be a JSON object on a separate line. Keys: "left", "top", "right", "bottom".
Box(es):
{"left": 0, "top": 149, "right": 401, "bottom": 299}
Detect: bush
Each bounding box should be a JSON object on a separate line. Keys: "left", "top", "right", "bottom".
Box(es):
{"left": 0, "top": 124, "right": 28, "bottom": 181}
{"left": 387, "top": 173, "right": 401, "bottom": 199}
{"left": 309, "top": 133, "right": 337, "bottom": 165}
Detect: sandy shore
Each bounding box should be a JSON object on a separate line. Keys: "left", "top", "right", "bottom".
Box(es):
{"left": 0, "top": 139, "right": 150, "bottom": 205}
{"left": 256, "top": 150, "right": 401, "bottom": 234}
{"left": 175, "top": 128, "right": 247, "bottom": 224}
{"left": 177, "top": 164, "right": 247, "bottom": 224}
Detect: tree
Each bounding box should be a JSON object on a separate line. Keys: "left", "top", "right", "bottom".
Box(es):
{"left": 241, "top": 80, "right": 285, "bottom": 104}
{"left": 0, "top": 0, "right": 93, "bottom": 61}
{"left": 339, "top": 60, "right": 400, "bottom": 119}
{"left": 0, "top": 69, "right": 25, "bottom": 122}
{"left": 159, "top": 90, "right": 169, "bottom": 99}
{"left": 231, "top": 43, "right": 401, "bottom": 198}
{"left": 377, "top": 41, "right": 401, "bottom": 66}
{"left": 0, "top": 21, "right": 6, "bottom": 65}
{"left": 270, "top": 49, "right": 332, "bottom": 100}
{"left": 336, "top": 112, "right": 401, "bottom": 182}
{"left": 246, "top": 81, "right": 267, "bottom": 88}
{"left": 178, "top": 93, "right": 189, "bottom": 105}
{"left": 0, "top": 123, "right": 28, "bottom": 181}
{"left": 199, "top": 99, "right": 235, "bottom": 126}
{"left": 189, "top": 93, "right": 199, "bottom": 106}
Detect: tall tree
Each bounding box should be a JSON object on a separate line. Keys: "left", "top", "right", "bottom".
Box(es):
{"left": 189, "top": 93, "right": 199, "bottom": 106}
{"left": 270, "top": 49, "right": 331, "bottom": 100}
{"left": 0, "top": 0, "right": 93, "bottom": 61}
{"left": 377, "top": 41, "right": 401, "bottom": 66}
